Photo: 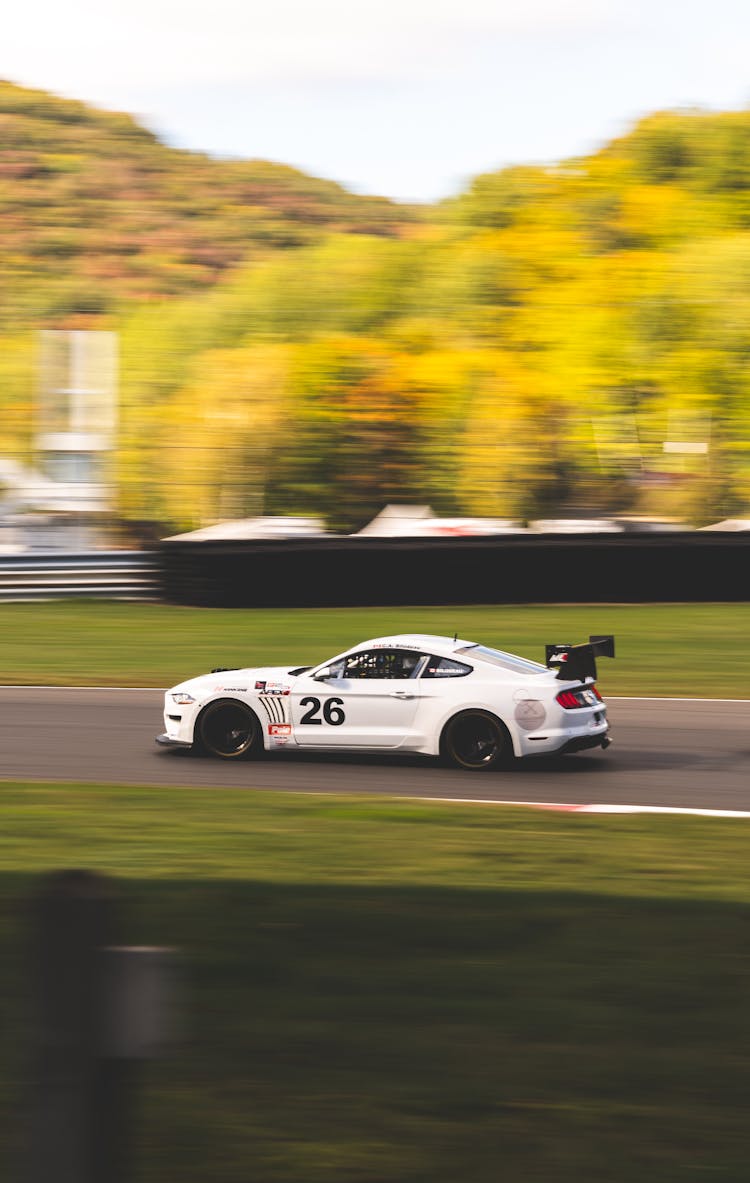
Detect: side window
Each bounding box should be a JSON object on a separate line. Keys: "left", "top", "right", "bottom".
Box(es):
{"left": 343, "top": 649, "right": 423, "bottom": 680}
{"left": 421, "top": 656, "right": 472, "bottom": 679}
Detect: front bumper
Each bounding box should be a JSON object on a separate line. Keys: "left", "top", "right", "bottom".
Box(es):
{"left": 155, "top": 733, "right": 193, "bottom": 749}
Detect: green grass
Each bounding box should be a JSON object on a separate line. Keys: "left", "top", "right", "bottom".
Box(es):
{"left": 2, "top": 783, "right": 750, "bottom": 1182}
{"left": 0, "top": 600, "right": 748, "bottom": 695}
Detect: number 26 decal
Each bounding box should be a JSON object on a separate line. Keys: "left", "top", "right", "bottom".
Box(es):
{"left": 299, "top": 696, "right": 346, "bottom": 725}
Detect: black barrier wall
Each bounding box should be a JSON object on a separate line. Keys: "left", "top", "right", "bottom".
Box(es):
{"left": 158, "top": 533, "right": 750, "bottom": 607}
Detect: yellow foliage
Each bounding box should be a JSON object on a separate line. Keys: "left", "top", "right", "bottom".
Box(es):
{"left": 160, "top": 344, "right": 292, "bottom": 529}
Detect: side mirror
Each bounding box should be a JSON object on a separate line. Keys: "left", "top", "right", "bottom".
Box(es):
{"left": 313, "top": 667, "right": 332, "bottom": 682}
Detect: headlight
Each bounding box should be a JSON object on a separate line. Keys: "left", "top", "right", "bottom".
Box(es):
{"left": 171, "top": 692, "right": 196, "bottom": 705}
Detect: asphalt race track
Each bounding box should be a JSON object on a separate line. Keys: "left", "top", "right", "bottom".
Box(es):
{"left": 0, "top": 688, "right": 748, "bottom": 811}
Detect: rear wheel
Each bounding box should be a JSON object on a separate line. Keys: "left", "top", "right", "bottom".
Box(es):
{"left": 197, "top": 700, "right": 261, "bottom": 759}
{"left": 441, "top": 710, "right": 509, "bottom": 771}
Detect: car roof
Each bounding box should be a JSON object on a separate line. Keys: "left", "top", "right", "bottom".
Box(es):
{"left": 325, "top": 633, "right": 552, "bottom": 679}
{"left": 349, "top": 634, "right": 473, "bottom": 657}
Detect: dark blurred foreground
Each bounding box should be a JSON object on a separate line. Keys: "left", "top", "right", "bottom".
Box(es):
{"left": 24, "top": 872, "right": 176, "bottom": 1183}
{"left": 7, "top": 859, "right": 750, "bottom": 1182}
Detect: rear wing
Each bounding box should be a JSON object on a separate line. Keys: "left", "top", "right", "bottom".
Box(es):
{"left": 545, "top": 635, "right": 615, "bottom": 682}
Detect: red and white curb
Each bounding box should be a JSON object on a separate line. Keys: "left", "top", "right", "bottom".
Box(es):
{"left": 420, "top": 798, "right": 750, "bottom": 819}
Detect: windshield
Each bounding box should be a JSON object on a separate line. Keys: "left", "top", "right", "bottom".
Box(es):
{"left": 456, "top": 644, "right": 546, "bottom": 675}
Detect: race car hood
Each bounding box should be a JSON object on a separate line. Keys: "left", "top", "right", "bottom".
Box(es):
{"left": 169, "top": 667, "right": 302, "bottom": 699}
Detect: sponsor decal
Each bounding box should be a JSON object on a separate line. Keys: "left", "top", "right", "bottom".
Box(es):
{"left": 268, "top": 723, "right": 292, "bottom": 745}
{"left": 215, "top": 686, "right": 247, "bottom": 692}
{"left": 265, "top": 681, "right": 291, "bottom": 696}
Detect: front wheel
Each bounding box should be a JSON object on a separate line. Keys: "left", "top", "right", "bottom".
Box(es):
{"left": 440, "top": 710, "right": 510, "bottom": 771}
{"left": 197, "top": 700, "right": 261, "bottom": 759}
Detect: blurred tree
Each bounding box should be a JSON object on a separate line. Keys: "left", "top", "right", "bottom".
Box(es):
{"left": 267, "top": 337, "right": 426, "bottom": 532}
{"left": 156, "top": 344, "right": 292, "bottom": 530}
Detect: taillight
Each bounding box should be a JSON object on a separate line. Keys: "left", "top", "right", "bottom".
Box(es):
{"left": 556, "top": 686, "right": 602, "bottom": 709}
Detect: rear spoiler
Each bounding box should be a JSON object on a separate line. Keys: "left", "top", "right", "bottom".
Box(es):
{"left": 545, "top": 635, "right": 615, "bottom": 682}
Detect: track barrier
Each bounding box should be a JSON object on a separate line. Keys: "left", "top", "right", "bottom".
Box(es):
{"left": 159, "top": 533, "right": 750, "bottom": 607}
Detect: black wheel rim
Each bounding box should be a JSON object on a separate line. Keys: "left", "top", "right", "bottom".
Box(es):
{"left": 202, "top": 705, "right": 254, "bottom": 756}
{"left": 450, "top": 715, "right": 501, "bottom": 768}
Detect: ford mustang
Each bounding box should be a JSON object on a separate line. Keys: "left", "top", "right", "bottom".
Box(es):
{"left": 156, "top": 633, "right": 614, "bottom": 770}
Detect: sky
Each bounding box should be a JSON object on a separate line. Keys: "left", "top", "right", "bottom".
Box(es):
{"left": 3, "top": 0, "right": 750, "bottom": 202}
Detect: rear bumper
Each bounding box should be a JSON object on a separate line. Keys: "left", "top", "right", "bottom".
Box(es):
{"left": 155, "top": 733, "right": 193, "bottom": 749}
{"left": 556, "top": 731, "right": 611, "bottom": 755}
{"left": 516, "top": 704, "right": 609, "bottom": 757}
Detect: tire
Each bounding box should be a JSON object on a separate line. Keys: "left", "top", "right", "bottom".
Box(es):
{"left": 196, "top": 700, "right": 261, "bottom": 760}
{"left": 440, "top": 710, "right": 510, "bottom": 771}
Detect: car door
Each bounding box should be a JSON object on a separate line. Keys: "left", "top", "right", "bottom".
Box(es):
{"left": 290, "top": 648, "right": 425, "bottom": 748}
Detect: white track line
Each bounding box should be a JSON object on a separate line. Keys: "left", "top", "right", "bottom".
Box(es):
{"left": 418, "top": 798, "right": 750, "bottom": 818}
{"left": 579, "top": 804, "right": 750, "bottom": 817}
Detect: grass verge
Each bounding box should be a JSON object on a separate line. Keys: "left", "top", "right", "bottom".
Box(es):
{"left": 2, "top": 783, "right": 749, "bottom": 1181}
{"left": 0, "top": 600, "right": 748, "bottom": 695}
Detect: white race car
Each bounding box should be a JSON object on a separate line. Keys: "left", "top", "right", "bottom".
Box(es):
{"left": 156, "top": 633, "right": 613, "bottom": 770}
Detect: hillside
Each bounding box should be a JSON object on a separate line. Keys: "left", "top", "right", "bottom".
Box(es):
{"left": 0, "top": 81, "right": 412, "bottom": 325}
{"left": 1, "top": 85, "right": 750, "bottom": 531}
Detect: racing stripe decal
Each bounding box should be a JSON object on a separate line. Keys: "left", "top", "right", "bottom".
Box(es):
{"left": 258, "top": 695, "right": 288, "bottom": 725}
{"left": 258, "top": 697, "right": 275, "bottom": 723}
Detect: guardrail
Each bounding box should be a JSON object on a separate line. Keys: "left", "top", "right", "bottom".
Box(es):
{"left": 0, "top": 551, "right": 158, "bottom": 601}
